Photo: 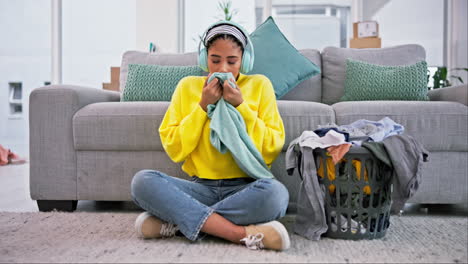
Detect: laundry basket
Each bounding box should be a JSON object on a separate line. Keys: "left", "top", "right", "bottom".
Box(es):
{"left": 314, "top": 146, "right": 393, "bottom": 240}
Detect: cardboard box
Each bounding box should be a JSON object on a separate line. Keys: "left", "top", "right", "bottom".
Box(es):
{"left": 102, "top": 82, "right": 120, "bottom": 92}
{"left": 350, "top": 37, "right": 381, "bottom": 49}
{"left": 103, "top": 66, "right": 120, "bottom": 91}
{"left": 353, "top": 21, "right": 379, "bottom": 38}
{"left": 111, "top": 67, "right": 120, "bottom": 83}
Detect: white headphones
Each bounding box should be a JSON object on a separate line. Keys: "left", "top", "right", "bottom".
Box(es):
{"left": 198, "top": 20, "right": 255, "bottom": 74}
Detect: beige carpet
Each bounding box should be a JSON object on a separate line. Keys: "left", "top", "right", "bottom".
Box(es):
{"left": 0, "top": 212, "right": 466, "bottom": 263}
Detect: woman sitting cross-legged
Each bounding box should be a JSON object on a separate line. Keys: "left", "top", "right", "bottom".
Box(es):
{"left": 131, "top": 20, "right": 290, "bottom": 251}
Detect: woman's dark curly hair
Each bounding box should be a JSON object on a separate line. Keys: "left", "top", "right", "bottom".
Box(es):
{"left": 205, "top": 34, "right": 244, "bottom": 54}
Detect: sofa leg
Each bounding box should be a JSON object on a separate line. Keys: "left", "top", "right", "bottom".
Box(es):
{"left": 37, "top": 200, "right": 78, "bottom": 212}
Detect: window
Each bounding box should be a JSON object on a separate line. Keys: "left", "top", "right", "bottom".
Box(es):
{"left": 9, "top": 82, "right": 22, "bottom": 115}
{"left": 257, "top": 0, "right": 352, "bottom": 50}
{"left": 183, "top": 0, "right": 349, "bottom": 52}
{"left": 184, "top": 0, "right": 257, "bottom": 53}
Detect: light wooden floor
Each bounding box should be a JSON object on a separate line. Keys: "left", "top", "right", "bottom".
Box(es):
{"left": 0, "top": 162, "right": 467, "bottom": 216}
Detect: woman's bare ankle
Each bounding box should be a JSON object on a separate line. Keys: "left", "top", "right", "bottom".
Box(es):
{"left": 232, "top": 226, "right": 247, "bottom": 244}
{"left": 201, "top": 213, "right": 248, "bottom": 244}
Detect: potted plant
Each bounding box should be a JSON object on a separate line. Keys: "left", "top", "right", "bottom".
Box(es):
{"left": 430, "top": 67, "right": 468, "bottom": 89}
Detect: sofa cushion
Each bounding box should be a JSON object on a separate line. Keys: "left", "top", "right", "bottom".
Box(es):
{"left": 322, "top": 44, "right": 426, "bottom": 105}
{"left": 122, "top": 64, "right": 204, "bottom": 101}
{"left": 341, "top": 59, "right": 429, "bottom": 101}
{"left": 77, "top": 150, "right": 187, "bottom": 200}
{"left": 277, "top": 101, "right": 335, "bottom": 151}
{"left": 332, "top": 101, "right": 468, "bottom": 151}
{"left": 280, "top": 49, "right": 322, "bottom": 102}
{"left": 120, "top": 51, "right": 200, "bottom": 92}
{"left": 73, "top": 102, "right": 170, "bottom": 151}
{"left": 73, "top": 101, "right": 335, "bottom": 152}
{"left": 249, "top": 17, "right": 321, "bottom": 99}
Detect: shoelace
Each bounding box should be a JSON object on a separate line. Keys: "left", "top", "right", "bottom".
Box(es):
{"left": 160, "top": 223, "right": 179, "bottom": 237}
{"left": 240, "top": 233, "right": 265, "bottom": 250}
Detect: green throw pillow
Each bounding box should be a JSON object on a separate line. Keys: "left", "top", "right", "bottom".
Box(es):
{"left": 122, "top": 64, "right": 204, "bottom": 101}
{"left": 341, "top": 59, "right": 429, "bottom": 101}
{"left": 249, "top": 16, "right": 320, "bottom": 99}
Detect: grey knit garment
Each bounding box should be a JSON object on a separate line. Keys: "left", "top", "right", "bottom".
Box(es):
{"left": 362, "top": 134, "right": 429, "bottom": 214}
{"left": 383, "top": 135, "right": 429, "bottom": 213}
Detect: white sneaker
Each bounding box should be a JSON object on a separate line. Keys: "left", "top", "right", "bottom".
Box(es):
{"left": 241, "top": 221, "right": 290, "bottom": 251}
{"left": 135, "top": 212, "right": 179, "bottom": 239}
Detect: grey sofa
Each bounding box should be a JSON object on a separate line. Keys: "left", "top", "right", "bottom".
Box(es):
{"left": 29, "top": 44, "right": 468, "bottom": 212}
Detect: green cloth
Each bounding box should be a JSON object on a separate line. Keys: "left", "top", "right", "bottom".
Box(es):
{"left": 207, "top": 72, "right": 274, "bottom": 179}
{"left": 122, "top": 64, "right": 204, "bottom": 101}
{"left": 249, "top": 16, "right": 320, "bottom": 99}
{"left": 340, "top": 59, "right": 429, "bottom": 101}
{"left": 361, "top": 142, "right": 393, "bottom": 168}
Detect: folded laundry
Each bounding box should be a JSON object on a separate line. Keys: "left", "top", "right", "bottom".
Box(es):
{"left": 316, "top": 117, "right": 404, "bottom": 146}
{"left": 286, "top": 119, "right": 423, "bottom": 240}
{"left": 326, "top": 143, "right": 351, "bottom": 164}
{"left": 314, "top": 127, "right": 350, "bottom": 141}
{"left": 317, "top": 156, "right": 371, "bottom": 195}
{"left": 316, "top": 157, "right": 337, "bottom": 193}
{"left": 329, "top": 211, "right": 366, "bottom": 234}
{"left": 295, "top": 130, "right": 347, "bottom": 151}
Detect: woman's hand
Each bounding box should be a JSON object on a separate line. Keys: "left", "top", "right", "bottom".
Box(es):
{"left": 199, "top": 74, "right": 222, "bottom": 112}
{"left": 222, "top": 78, "right": 243, "bottom": 107}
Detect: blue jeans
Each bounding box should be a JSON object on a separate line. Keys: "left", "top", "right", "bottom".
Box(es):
{"left": 131, "top": 170, "right": 289, "bottom": 241}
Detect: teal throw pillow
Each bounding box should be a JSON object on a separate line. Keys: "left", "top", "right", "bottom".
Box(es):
{"left": 340, "top": 59, "right": 429, "bottom": 101}
{"left": 249, "top": 16, "right": 320, "bottom": 99}
{"left": 122, "top": 64, "right": 204, "bottom": 101}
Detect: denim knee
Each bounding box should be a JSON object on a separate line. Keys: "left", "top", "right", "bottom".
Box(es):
{"left": 131, "top": 169, "right": 160, "bottom": 200}
{"left": 256, "top": 178, "right": 290, "bottom": 218}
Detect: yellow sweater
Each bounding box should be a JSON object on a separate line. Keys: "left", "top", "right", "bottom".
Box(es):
{"left": 159, "top": 73, "right": 285, "bottom": 180}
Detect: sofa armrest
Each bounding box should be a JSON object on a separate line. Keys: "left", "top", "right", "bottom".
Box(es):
{"left": 29, "top": 85, "right": 120, "bottom": 201}
{"left": 428, "top": 84, "right": 468, "bottom": 106}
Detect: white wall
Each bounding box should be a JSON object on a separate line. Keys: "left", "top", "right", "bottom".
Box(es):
{"left": 0, "top": 0, "right": 51, "bottom": 155}
{"left": 276, "top": 16, "right": 341, "bottom": 50}
{"left": 136, "top": 0, "right": 178, "bottom": 53}
{"left": 0, "top": 0, "right": 137, "bottom": 155}
{"left": 62, "top": 0, "right": 136, "bottom": 88}
{"left": 368, "top": 0, "right": 444, "bottom": 66}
